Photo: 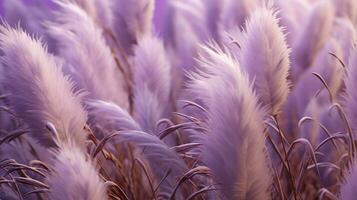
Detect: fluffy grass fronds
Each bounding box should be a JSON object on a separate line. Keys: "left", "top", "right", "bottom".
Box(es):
{"left": 47, "top": 146, "right": 107, "bottom": 200}
{"left": 189, "top": 43, "right": 272, "bottom": 199}
{"left": 46, "top": 0, "right": 129, "bottom": 109}
{"left": 0, "top": 25, "right": 87, "bottom": 150}
{"left": 291, "top": 0, "right": 334, "bottom": 81}
{"left": 2, "top": 0, "right": 50, "bottom": 35}
{"left": 132, "top": 35, "right": 171, "bottom": 133}
{"left": 221, "top": 0, "right": 259, "bottom": 29}
{"left": 332, "top": 19, "right": 357, "bottom": 65}
{"left": 274, "top": 0, "right": 311, "bottom": 45}
{"left": 333, "top": 0, "right": 357, "bottom": 26}
{"left": 69, "top": 0, "right": 113, "bottom": 29}
{"left": 163, "top": 0, "right": 209, "bottom": 74}
{"left": 240, "top": 6, "right": 290, "bottom": 116}
{"left": 344, "top": 48, "right": 357, "bottom": 137}
{"left": 87, "top": 100, "right": 141, "bottom": 136}
{"left": 111, "top": 0, "right": 154, "bottom": 53}
{"left": 287, "top": 39, "right": 344, "bottom": 123}
{"left": 1, "top": 1, "right": 357, "bottom": 199}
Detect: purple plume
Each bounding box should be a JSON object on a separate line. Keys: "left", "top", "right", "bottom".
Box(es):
{"left": 283, "top": 39, "right": 344, "bottom": 138}
{"left": 275, "top": 0, "right": 310, "bottom": 46}
{"left": 0, "top": 25, "right": 88, "bottom": 150}
{"left": 70, "top": 0, "right": 114, "bottom": 29}
{"left": 332, "top": 19, "right": 357, "bottom": 65}
{"left": 87, "top": 100, "right": 141, "bottom": 138}
{"left": 221, "top": 0, "right": 259, "bottom": 30}
{"left": 240, "top": 6, "right": 291, "bottom": 116}
{"left": 111, "top": 0, "right": 154, "bottom": 54}
{"left": 132, "top": 35, "right": 171, "bottom": 134}
{"left": 333, "top": 0, "right": 357, "bottom": 26}
{"left": 189, "top": 43, "right": 272, "bottom": 199}
{"left": 46, "top": 1, "right": 129, "bottom": 110}
{"left": 344, "top": 48, "right": 357, "bottom": 137}
{"left": 48, "top": 146, "right": 107, "bottom": 200}
{"left": 290, "top": 0, "right": 334, "bottom": 82}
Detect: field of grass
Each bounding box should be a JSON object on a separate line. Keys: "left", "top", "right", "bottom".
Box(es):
{"left": 0, "top": 0, "right": 356, "bottom": 199}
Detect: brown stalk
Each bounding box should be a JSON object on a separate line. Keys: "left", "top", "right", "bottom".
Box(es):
{"left": 273, "top": 114, "right": 298, "bottom": 200}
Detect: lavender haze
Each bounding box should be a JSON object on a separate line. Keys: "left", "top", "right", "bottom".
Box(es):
{"left": 290, "top": 0, "right": 334, "bottom": 82}
{"left": 0, "top": 0, "right": 356, "bottom": 199}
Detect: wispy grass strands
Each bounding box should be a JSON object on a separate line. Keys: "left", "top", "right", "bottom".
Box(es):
{"left": 0, "top": 25, "right": 88, "bottom": 150}
{"left": 240, "top": 6, "right": 291, "bottom": 116}
{"left": 132, "top": 36, "right": 171, "bottom": 134}
{"left": 189, "top": 43, "right": 272, "bottom": 199}
{"left": 46, "top": 0, "right": 129, "bottom": 109}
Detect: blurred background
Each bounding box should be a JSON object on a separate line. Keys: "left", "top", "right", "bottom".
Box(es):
{"left": 0, "top": 0, "right": 167, "bottom": 34}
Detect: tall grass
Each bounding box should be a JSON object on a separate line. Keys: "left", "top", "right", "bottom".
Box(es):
{"left": 0, "top": 0, "right": 356, "bottom": 199}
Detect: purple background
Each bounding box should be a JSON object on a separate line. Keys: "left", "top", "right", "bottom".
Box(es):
{"left": 0, "top": 0, "right": 168, "bottom": 31}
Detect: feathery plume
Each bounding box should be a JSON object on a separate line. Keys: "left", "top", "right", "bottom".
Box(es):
{"left": 333, "top": 0, "right": 357, "bottom": 26}
{"left": 112, "top": 0, "right": 155, "bottom": 53}
{"left": 2, "top": 0, "right": 56, "bottom": 52}
{"left": 89, "top": 99, "right": 186, "bottom": 198}
{"left": 69, "top": 0, "right": 97, "bottom": 20}
{"left": 87, "top": 100, "right": 141, "bottom": 137}
{"left": 221, "top": 0, "right": 259, "bottom": 30}
{"left": 222, "top": 27, "right": 244, "bottom": 61}
{"left": 163, "top": 0, "right": 209, "bottom": 73}
{"left": 290, "top": 0, "right": 334, "bottom": 81}
{"left": 240, "top": 7, "right": 290, "bottom": 116}
{"left": 132, "top": 36, "right": 171, "bottom": 100}
{"left": 133, "top": 88, "right": 165, "bottom": 134}
{"left": 168, "top": 0, "right": 209, "bottom": 41}
{"left": 332, "top": 19, "right": 357, "bottom": 65}
{"left": 92, "top": 0, "right": 114, "bottom": 29}
{"left": 46, "top": 1, "right": 128, "bottom": 110}
{"left": 2, "top": 0, "right": 50, "bottom": 34}
{"left": 205, "top": 0, "right": 225, "bottom": 41}
{"left": 0, "top": 25, "right": 88, "bottom": 149}
{"left": 283, "top": 39, "right": 344, "bottom": 137}
{"left": 275, "top": 0, "right": 311, "bottom": 45}
{"left": 69, "top": 0, "right": 114, "bottom": 29}
{"left": 132, "top": 36, "right": 171, "bottom": 133}
{"left": 0, "top": 135, "right": 52, "bottom": 165}
{"left": 47, "top": 146, "right": 107, "bottom": 200}
{"left": 344, "top": 48, "right": 357, "bottom": 136}
{"left": 189, "top": 43, "right": 272, "bottom": 199}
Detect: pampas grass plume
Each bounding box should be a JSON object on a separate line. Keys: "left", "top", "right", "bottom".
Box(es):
{"left": 132, "top": 35, "right": 171, "bottom": 133}
{"left": 344, "top": 48, "right": 357, "bottom": 136}
{"left": 291, "top": 0, "right": 334, "bottom": 81}
{"left": 0, "top": 25, "right": 88, "bottom": 149}
{"left": 48, "top": 146, "right": 108, "bottom": 200}
{"left": 240, "top": 6, "right": 290, "bottom": 116}
{"left": 189, "top": 43, "right": 272, "bottom": 199}
{"left": 46, "top": 0, "right": 128, "bottom": 109}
